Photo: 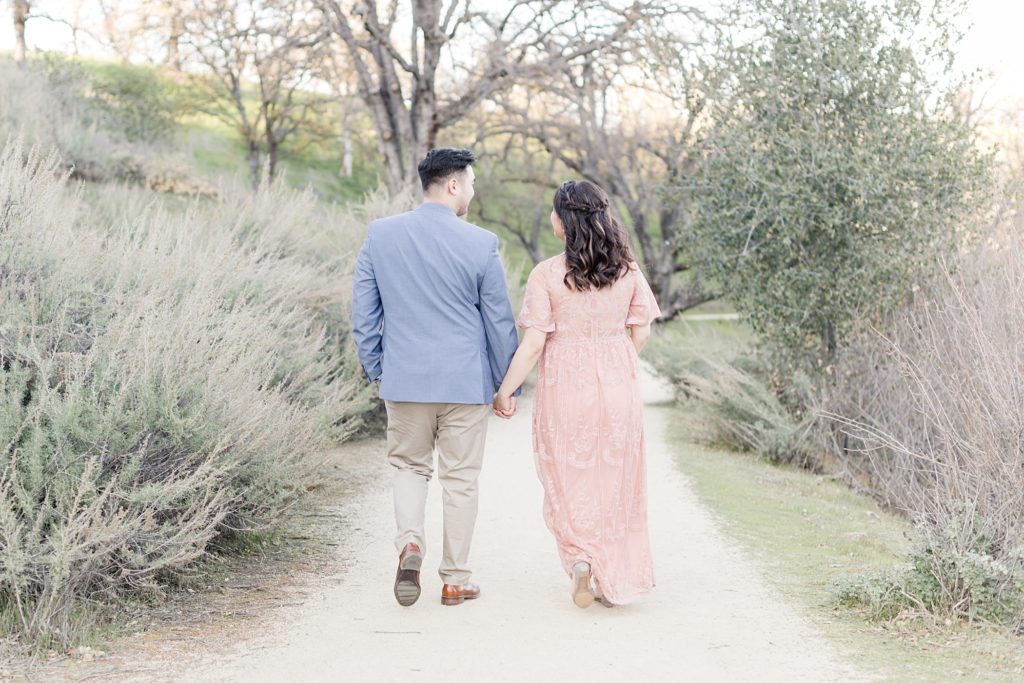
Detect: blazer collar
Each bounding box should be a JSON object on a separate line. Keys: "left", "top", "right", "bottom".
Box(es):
{"left": 417, "top": 202, "right": 457, "bottom": 217}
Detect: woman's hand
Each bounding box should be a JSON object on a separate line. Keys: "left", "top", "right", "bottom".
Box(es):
{"left": 492, "top": 392, "right": 516, "bottom": 419}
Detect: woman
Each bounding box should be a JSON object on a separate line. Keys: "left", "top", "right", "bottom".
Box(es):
{"left": 493, "top": 180, "right": 661, "bottom": 608}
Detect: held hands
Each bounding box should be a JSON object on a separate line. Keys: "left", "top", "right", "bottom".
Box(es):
{"left": 492, "top": 392, "right": 517, "bottom": 419}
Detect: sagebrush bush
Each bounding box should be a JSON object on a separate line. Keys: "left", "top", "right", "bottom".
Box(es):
{"left": 834, "top": 504, "right": 1024, "bottom": 625}
{"left": 821, "top": 200, "right": 1024, "bottom": 626}
{"left": 677, "top": 355, "right": 819, "bottom": 467}
{"left": 0, "top": 56, "right": 124, "bottom": 182}
{"left": 0, "top": 138, "right": 398, "bottom": 647}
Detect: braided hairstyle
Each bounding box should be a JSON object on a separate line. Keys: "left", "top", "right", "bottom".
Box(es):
{"left": 553, "top": 180, "right": 634, "bottom": 291}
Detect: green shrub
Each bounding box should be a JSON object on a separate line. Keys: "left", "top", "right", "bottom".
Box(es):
{"left": 834, "top": 504, "right": 1024, "bottom": 625}
{"left": 89, "top": 62, "right": 184, "bottom": 143}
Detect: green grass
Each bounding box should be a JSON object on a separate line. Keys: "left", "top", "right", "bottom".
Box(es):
{"left": 179, "top": 112, "right": 384, "bottom": 202}
{"left": 667, "top": 422, "right": 1024, "bottom": 681}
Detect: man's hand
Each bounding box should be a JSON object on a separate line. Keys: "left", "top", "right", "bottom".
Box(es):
{"left": 492, "top": 392, "right": 517, "bottom": 419}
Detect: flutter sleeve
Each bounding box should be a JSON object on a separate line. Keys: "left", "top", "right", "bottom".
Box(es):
{"left": 626, "top": 267, "right": 663, "bottom": 327}
{"left": 516, "top": 264, "right": 556, "bottom": 333}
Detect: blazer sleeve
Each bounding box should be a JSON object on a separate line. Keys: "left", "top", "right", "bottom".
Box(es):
{"left": 351, "top": 227, "right": 384, "bottom": 382}
{"left": 479, "top": 237, "right": 521, "bottom": 397}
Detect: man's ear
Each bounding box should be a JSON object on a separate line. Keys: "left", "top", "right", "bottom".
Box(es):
{"left": 448, "top": 176, "right": 459, "bottom": 196}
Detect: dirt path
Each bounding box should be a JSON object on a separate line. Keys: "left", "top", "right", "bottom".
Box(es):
{"left": 170, "top": 367, "right": 867, "bottom": 683}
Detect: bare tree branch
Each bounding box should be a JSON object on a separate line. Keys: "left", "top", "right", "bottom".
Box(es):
{"left": 482, "top": 18, "right": 715, "bottom": 319}
{"left": 317, "top": 0, "right": 681, "bottom": 192}
{"left": 183, "top": 0, "right": 331, "bottom": 190}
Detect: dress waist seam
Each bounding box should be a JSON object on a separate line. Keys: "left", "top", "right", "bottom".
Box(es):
{"left": 547, "top": 335, "right": 628, "bottom": 345}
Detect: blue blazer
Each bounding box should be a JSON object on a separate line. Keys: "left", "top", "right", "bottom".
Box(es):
{"left": 351, "top": 202, "right": 520, "bottom": 404}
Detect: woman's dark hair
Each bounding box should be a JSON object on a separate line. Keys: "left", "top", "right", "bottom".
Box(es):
{"left": 554, "top": 180, "right": 634, "bottom": 291}
{"left": 417, "top": 148, "right": 476, "bottom": 191}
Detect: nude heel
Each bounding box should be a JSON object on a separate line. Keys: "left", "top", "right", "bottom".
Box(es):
{"left": 572, "top": 562, "right": 595, "bottom": 608}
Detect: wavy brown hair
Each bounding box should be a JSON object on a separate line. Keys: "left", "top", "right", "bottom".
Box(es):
{"left": 554, "top": 180, "right": 635, "bottom": 291}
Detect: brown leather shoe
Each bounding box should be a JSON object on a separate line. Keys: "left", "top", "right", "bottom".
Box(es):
{"left": 394, "top": 543, "right": 422, "bottom": 607}
{"left": 441, "top": 582, "right": 480, "bottom": 606}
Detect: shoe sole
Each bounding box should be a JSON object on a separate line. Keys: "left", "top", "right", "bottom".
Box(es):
{"left": 441, "top": 593, "right": 479, "bottom": 606}
{"left": 572, "top": 564, "right": 594, "bottom": 609}
{"left": 394, "top": 553, "right": 422, "bottom": 607}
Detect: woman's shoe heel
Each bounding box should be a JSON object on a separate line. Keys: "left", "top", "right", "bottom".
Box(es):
{"left": 572, "top": 562, "right": 595, "bottom": 608}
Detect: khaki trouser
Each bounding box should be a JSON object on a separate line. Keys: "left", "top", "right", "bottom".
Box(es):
{"left": 385, "top": 401, "right": 490, "bottom": 585}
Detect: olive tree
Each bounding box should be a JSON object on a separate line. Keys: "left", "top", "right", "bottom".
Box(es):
{"left": 692, "top": 0, "right": 991, "bottom": 374}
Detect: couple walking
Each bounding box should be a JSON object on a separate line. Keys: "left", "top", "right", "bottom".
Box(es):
{"left": 351, "top": 148, "right": 661, "bottom": 609}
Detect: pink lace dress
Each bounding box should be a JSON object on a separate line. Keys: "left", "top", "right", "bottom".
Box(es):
{"left": 517, "top": 254, "right": 662, "bottom": 604}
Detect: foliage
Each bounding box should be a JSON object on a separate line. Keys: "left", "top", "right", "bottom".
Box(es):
{"left": 820, "top": 198, "right": 1024, "bottom": 630}
{"left": 647, "top": 322, "right": 819, "bottom": 466}
{"left": 0, "top": 55, "right": 207, "bottom": 194}
{"left": 0, "top": 138, "right": 395, "bottom": 648}
{"left": 679, "top": 355, "right": 819, "bottom": 467}
{"left": 88, "top": 60, "right": 186, "bottom": 143}
{"left": 835, "top": 504, "right": 1024, "bottom": 626}
{"left": 692, "top": 0, "right": 992, "bottom": 376}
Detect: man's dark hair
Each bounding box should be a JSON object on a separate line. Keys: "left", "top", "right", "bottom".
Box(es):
{"left": 417, "top": 148, "right": 476, "bottom": 191}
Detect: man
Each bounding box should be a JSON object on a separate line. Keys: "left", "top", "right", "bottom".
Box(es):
{"left": 351, "top": 148, "right": 519, "bottom": 607}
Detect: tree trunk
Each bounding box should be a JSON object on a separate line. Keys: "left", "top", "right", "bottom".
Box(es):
{"left": 663, "top": 280, "right": 712, "bottom": 322}
{"left": 13, "top": 0, "right": 29, "bottom": 64}
{"left": 166, "top": 9, "right": 184, "bottom": 71}
{"left": 246, "top": 143, "right": 261, "bottom": 192}
{"left": 822, "top": 319, "right": 837, "bottom": 363}
{"left": 340, "top": 112, "right": 353, "bottom": 178}
{"left": 626, "top": 205, "right": 656, "bottom": 282}
{"left": 266, "top": 137, "right": 279, "bottom": 184}
{"left": 527, "top": 206, "right": 545, "bottom": 264}
{"left": 70, "top": 0, "right": 82, "bottom": 56}
{"left": 508, "top": 207, "right": 545, "bottom": 265}
{"left": 323, "top": 0, "right": 443, "bottom": 193}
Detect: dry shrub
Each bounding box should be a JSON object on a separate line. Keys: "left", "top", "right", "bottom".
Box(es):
{"left": 676, "top": 355, "right": 820, "bottom": 467}
{"left": 0, "top": 58, "right": 126, "bottom": 182}
{"left": 646, "top": 325, "right": 820, "bottom": 467}
{"left": 0, "top": 138, "right": 401, "bottom": 648}
{"left": 822, "top": 201, "right": 1024, "bottom": 625}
